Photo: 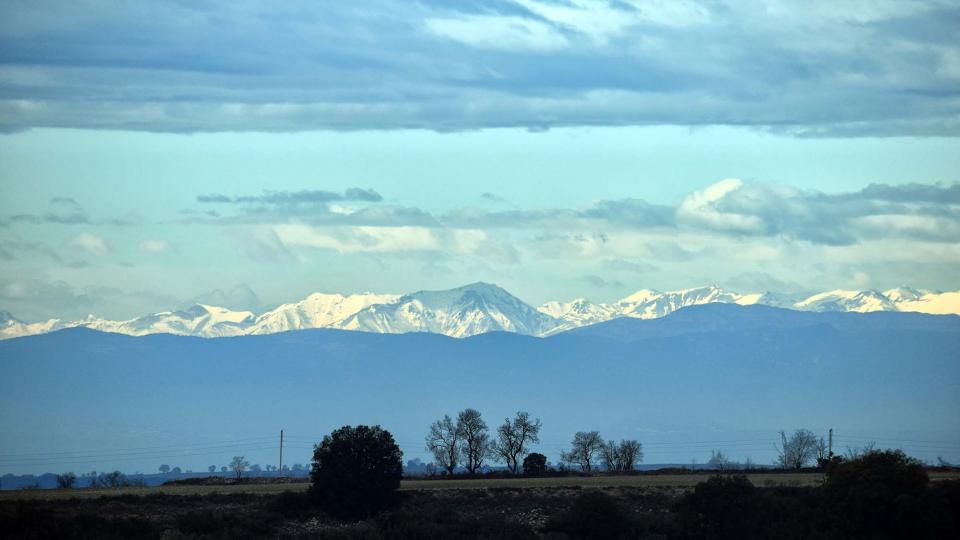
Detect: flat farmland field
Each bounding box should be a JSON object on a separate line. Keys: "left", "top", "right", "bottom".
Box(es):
{"left": 4, "top": 471, "right": 959, "bottom": 500}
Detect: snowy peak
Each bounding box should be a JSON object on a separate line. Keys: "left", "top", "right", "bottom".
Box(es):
{"left": 73, "top": 304, "right": 255, "bottom": 338}
{"left": 616, "top": 285, "right": 749, "bottom": 319}
{"left": 2, "top": 283, "right": 959, "bottom": 341}
{"left": 0, "top": 312, "right": 64, "bottom": 340}
{"left": 538, "top": 298, "right": 618, "bottom": 335}
{"left": 883, "top": 286, "right": 926, "bottom": 303}
{"left": 794, "top": 289, "right": 896, "bottom": 313}
{"left": 249, "top": 292, "right": 399, "bottom": 335}
{"left": 339, "top": 282, "right": 557, "bottom": 338}
{"left": 888, "top": 289, "right": 960, "bottom": 315}
{"left": 617, "top": 289, "right": 661, "bottom": 305}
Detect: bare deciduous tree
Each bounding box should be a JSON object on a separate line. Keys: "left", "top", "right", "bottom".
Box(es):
{"left": 708, "top": 449, "right": 731, "bottom": 471}
{"left": 776, "top": 429, "right": 819, "bottom": 469}
{"left": 458, "top": 408, "right": 491, "bottom": 474}
{"left": 493, "top": 411, "right": 542, "bottom": 474}
{"left": 562, "top": 431, "right": 604, "bottom": 472}
{"left": 230, "top": 455, "right": 249, "bottom": 480}
{"left": 844, "top": 441, "right": 876, "bottom": 460}
{"left": 601, "top": 440, "right": 619, "bottom": 471}
{"left": 55, "top": 472, "right": 76, "bottom": 489}
{"left": 600, "top": 439, "right": 643, "bottom": 472}
{"left": 617, "top": 440, "right": 643, "bottom": 472}
{"left": 815, "top": 436, "right": 832, "bottom": 466}
{"left": 426, "top": 414, "right": 462, "bottom": 475}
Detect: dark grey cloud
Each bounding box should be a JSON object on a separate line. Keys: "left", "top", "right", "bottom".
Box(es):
{"left": 444, "top": 198, "right": 674, "bottom": 230}
{"left": 187, "top": 180, "right": 959, "bottom": 247}
{"left": 583, "top": 274, "right": 624, "bottom": 288}
{"left": 0, "top": 239, "right": 63, "bottom": 263}
{"left": 197, "top": 188, "right": 382, "bottom": 205}
{"left": 0, "top": 1, "right": 957, "bottom": 135}
{"left": 579, "top": 199, "right": 675, "bottom": 228}
{"left": 679, "top": 181, "right": 960, "bottom": 245}
{"left": 853, "top": 183, "right": 960, "bottom": 204}
{"left": 0, "top": 197, "right": 139, "bottom": 227}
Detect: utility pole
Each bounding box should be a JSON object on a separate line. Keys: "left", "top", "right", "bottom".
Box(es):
{"left": 828, "top": 428, "right": 833, "bottom": 458}
{"left": 279, "top": 429, "right": 284, "bottom": 476}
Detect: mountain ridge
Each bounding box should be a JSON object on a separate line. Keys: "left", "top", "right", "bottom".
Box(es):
{"left": 2, "top": 282, "right": 958, "bottom": 341}
{"left": 2, "top": 302, "right": 957, "bottom": 472}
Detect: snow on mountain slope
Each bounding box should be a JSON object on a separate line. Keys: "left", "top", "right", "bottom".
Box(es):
{"left": 617, "top": 289, "right": 661, "bottom": 305}
{"left": 888, "top": 289, "right": 960, "bottom": 315}
{"left": 794, "top": 289, "right": 896, "bottom": 313}
{"left": 249, "top": 292, "right": 399, "bottom": 335}
{"left": 538, "top": 298, "right": 619, "bottom": 335}
{"left": 74, "top": 305, "right": 256, "bottom": 337}
{"left": 338, "top": 282, "right": 559, "bottom": 337}
{"left": 2, "top": 284, "right": 958, "bottom": 341}
{"left": 0, "top": 311, "right": 64, "bottom": 340}
{"left": 883, "top": 286, "right": 926, "bottom": 303}
{"left": 616, "top": 285, "right": 754, "bottom": 319}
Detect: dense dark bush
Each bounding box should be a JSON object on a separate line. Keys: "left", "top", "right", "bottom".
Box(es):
{"left": 175, "top": 509, "right": 224, "bottom": 535}
{"left": 174, "top": 507, "right": 278, "bottom": 539}
{"left": 309, "top": 424, "right": 403, "bottom": 520}
{"left": 268, "top": 489, "right": 315, "bottom": 518}
{"left": 930, "top": 480, "right": 960, "bottom": 535}
{"left": 523, "top": 452, "right": 547, "bottom": 476}
{"left": 0, "top": 502, "right": 159, "bottom": 539}
{"left": 544, "top": 491, "right": 634, "bottom": 540}
{"left": 672, "top": 455, "right": 960, "bottom": 540}
{"left": 370, "top": 506, "right": 537, "bottom": 540}
{"left": 823, "top": 449, "right": 947, "bottom": 538}
{"left": 675, "top": 475, "right": 814, "bottom": 540}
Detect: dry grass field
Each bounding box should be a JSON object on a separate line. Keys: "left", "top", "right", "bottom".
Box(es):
{"left": 3, "top": 471, "right": 958, "bottom": 501}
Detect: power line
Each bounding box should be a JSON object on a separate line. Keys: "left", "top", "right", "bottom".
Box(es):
{"left": 2, "top": 445, "right": 283, "bottom": 467}
{"left": 0, "top": 435, "right": 276, "bottom": 459}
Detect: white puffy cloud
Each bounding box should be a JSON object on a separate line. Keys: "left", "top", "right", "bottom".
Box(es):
{"left": 139, "top": 239, "right": 172, "bottom": 253}
{"left": 69, "top": 233, "right": 109, "bottom": 256}
{"left": 676, "top": 179, "right": 764, "bottom": 233}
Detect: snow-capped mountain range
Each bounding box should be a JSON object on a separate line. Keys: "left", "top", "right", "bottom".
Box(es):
{"left": 2, "top": 283, "right": 959, "bottom": 341}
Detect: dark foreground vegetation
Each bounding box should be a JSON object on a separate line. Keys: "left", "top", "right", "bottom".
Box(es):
{"left": 4, "top": 425, "right": 959, "bottom": 538}
{"left": 3, "top": 463, "right": 959, "bottom": 539}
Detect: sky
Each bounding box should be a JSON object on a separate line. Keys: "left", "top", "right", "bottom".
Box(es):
{"left": 1, "top": 0, "right": 959, "bottom": 321}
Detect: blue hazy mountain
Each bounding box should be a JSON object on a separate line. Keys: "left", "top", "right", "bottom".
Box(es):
{"left": 0, "top": 304, "right": 958, "bottom": 474}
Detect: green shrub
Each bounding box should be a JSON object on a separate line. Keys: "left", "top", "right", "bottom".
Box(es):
{"left": 675, "top": 475, "right": 812, "bottom": 540}
{"left": 522, "top": 453, "right": 547, "bottom": 476}
{"left": 823, "top": 449, "right": 940, "bottom": 538}
{"left": 309, "top": 425, "right": 403, "bottom": 520}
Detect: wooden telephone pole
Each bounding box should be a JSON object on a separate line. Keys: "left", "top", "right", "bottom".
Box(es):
{"left": 279, "top": 429, "right": 284, "bottom": 476}
{"left": 828, "top": 428, "right": 833, "bottom": 458}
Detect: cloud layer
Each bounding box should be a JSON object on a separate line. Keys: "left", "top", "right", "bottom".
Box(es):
{"left": 1, "top": 0, "right": 958, "bottom": 135}
{"left": 201, "top": 179, "right": 960, "bottom": 247}
{"left": 1, "top": 177, "right": 958, "bottom": 320}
